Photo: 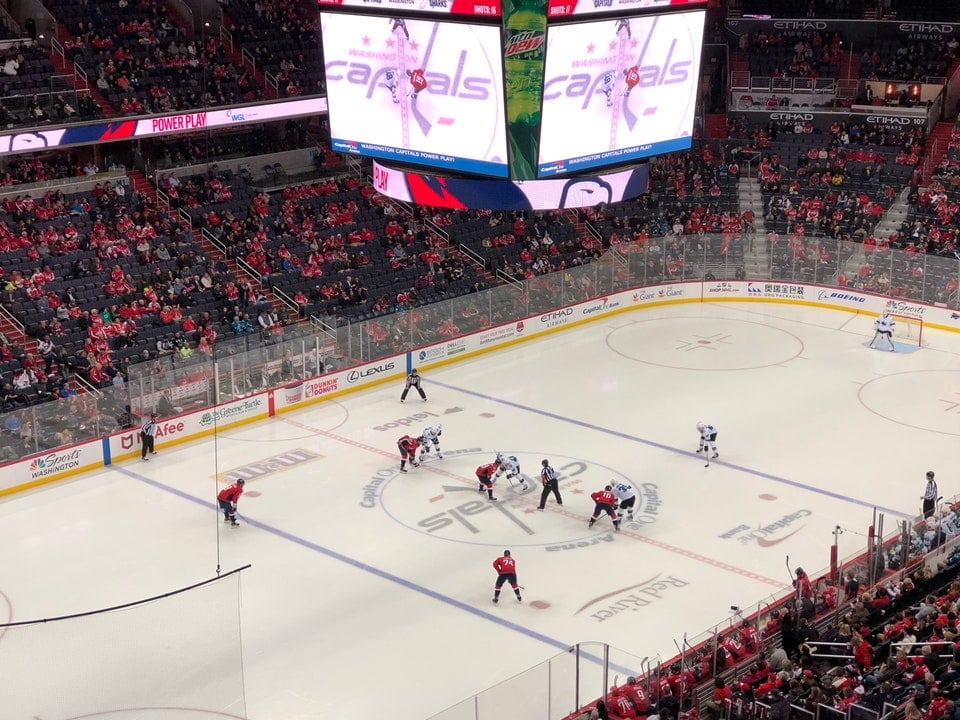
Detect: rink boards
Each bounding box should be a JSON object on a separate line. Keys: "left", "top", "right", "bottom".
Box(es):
{"left": 0, "top": 280, "right": 947, "bottom": 495}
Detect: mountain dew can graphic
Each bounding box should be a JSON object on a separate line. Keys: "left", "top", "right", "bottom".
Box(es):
{"left": 503, "top": 0, "right": 546, "bottom": 180}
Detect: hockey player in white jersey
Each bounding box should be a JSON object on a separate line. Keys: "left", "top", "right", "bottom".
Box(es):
{"left": 869, "top": 311, "right": 896, "bottom": 351}
{"left": 382, "top": 67, "right": 401, "bottom": 104}
{"left": 611, "top": 481, "right": 637, "bottom": 520}
{"left": 418, "top": 423, "right": 443, "bottom": 462}
{"left": 601, "top": 70, "right": 617, "bottom": 107}
{"left": 696, "top": 422, "right": 719, "bottom": 464}
{"left": 494, "top": 452, "right": 531, "bottom": 492}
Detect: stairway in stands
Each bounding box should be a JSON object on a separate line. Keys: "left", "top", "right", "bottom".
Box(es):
{"left": 217, "top": 11, "right": 276, "bottom": 99}
{"left": 922, "top": 121, "right": 955, "bottom": 187}
{"left": 157, "top": 0, "right": 193, "bottom": 36}
{"left": 50, "top": 27, "right": 116, "bottom": 118}
{"left": 838, "top": 49, "right": 860, "bottom": 83}
{"left": 703, "top": 115, "right": 728, "bottom": 139}
{"left": 127, "top": 169, "right": 289, "bottom": 318}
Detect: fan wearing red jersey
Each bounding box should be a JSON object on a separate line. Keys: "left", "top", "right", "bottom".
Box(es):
{"left": 217, "top": 478, "right": 245, "bottom": 527}
{"left": 492, "top": 549, "right": 522, "bottom": 603}
{"left": 589, "top": 485, "right": 621, "bottom": 532}
{"left": 477, "top": 462, "right": 498, "bottom": 501}
{"left": 397, "top": 434, "right": 420, "bottom": 473}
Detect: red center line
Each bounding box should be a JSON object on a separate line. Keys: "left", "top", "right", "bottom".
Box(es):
{"left": 279, "top": 416, "right": 786, "bottom": 588}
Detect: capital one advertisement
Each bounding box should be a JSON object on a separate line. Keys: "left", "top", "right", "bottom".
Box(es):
{"left": 320, "top": 12, "right": 509, "bottom": 177}
{"left": 537, "top": 9, "right": 705, "bottom": 176}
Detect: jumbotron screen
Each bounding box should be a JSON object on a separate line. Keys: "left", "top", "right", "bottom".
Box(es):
{"left": 537, "top": 9, "right": 705, "bottom": 177}
{"left": 320, "top": 12, "right": 509, "bottom": 177}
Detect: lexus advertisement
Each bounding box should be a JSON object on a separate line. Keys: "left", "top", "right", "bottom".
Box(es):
{"left": 320, "top": 12, "right": 509, "bottom": 177}
{"left": 537, "top": 9, "right": 705, "bottom": 177}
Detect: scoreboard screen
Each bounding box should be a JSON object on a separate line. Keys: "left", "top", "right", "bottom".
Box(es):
{"left": 320, "top": 12, "right": 509, "bottom": 177}
{"left": 537, "top": 9, "right": 704, "bottom": 177}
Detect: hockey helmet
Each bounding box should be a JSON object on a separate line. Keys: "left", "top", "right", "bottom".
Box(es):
{"left": 410, "top": 368, "right": 419, "bottom": 375}
{"left": 496, "top": 451, "right": 506, "bottom": 463}
{"left": 795, "top": 567, "right": 804, "bottom": 576}
{"left": 237, "top": 478, "right": 245, "bottom": 486}
{"left": 696, "top": 421, "right": 705, "bottom": 432}
{"left": 627, "top": 676, "right": 637, "bottom": 685}
{"left": 605, "top": 484, "right": 612, "bottom": 491}
{"left": 503, "top": 549, "right": 511, "bottom": 556}
{"left": 435, "top": 423, "right": 442, "bottom": 435}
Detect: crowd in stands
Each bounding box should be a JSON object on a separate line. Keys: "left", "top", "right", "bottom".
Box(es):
{"left": 738, "top": 0, "right": 864, "bottom": 19}
{"left": 47, "top": 0, "right": 262, "bottom": 118}
{"left": 577, "top": 546, "right": 960, "bottom": 720}
{"left": 859, "top": 39, "right": 957, "bottom": 85}
{"left": 738, "top": 30, "right": 846, "bottom": 81}
{"left": 220, "top": 0, "right": 323, "bottom": 98}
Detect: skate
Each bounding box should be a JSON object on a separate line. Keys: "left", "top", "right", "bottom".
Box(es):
{"left": 492, "top": 596, "right": 499, "bottom": 603}
{"left": 696, "top": 447, "right": 702, "bottom": 453}
{"left": 516, "top": 594, "right": 522, "bottom": 602}
{"left": 231, "top": 520, "right": 240, "bottom": 527}
{"left": 412, "top": 461, "right": 420, "bottom": 468}
{"left": 615, "top": 524, "right": 621, "bottom": 533}
{"left": 488, "top": 496, "right": 498, "bottom": 502}
{"left": 151, "top": 451, "right": 157, "bottom": 455}
{"left": 537, "top": 506, "right": 544, "bottom": 511}
{"left": 437, "top": 453, "right": 443, "bottom": 459}
{"left": 712, "top": 452, "right": 719, "bottom": 459}
{"left": 400, "top": 467, "right": 407, "bottom": 473}
{"left": 142, "top": 457, "right": 149, "bottom": 462}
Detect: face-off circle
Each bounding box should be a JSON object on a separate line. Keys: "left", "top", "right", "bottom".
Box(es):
{"left": 606, "top": 316, "right": 804, "bottom": 371}
{"left": 379, "top": 450, "right": 662, "bottom": 548}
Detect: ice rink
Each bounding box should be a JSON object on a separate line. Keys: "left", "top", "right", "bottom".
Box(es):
{"left": 4, "top": 300, "right": 960, "bottom": 720}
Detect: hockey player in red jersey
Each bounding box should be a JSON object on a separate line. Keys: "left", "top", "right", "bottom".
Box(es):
{"left": 607, "top": 687, "right": 638, "bottom": 719}
{"left": 407, "top": 68, "right": 427, "bottom": 100}
{"left": 622, "top": 65, "right": 640, "bottom": 97}
{"left": 620, "top": 676, "right": 649, "bottom": 715}
{"left": 217, "top": 478, "right": 245, "bottom": 527}
{"left": 397, "top": 434, "right": 421, "bottom": 473}
{"left": 492, "top": 549, "right": 522, "bottom": 603}
{"left": 589, "top": 485, "right": 621, "bottom": 531}
{"left": 477, "top": 461, "right": 498, "bottom": 501}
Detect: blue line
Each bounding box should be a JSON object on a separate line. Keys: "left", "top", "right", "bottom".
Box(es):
{"left": 107, "top": 465, "right": 635, "bottom": 675}
{"left": 430, "top": 381, "right": 912, "bottom": 520}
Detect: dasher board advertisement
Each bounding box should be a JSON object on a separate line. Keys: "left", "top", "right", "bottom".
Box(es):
{"left": 537, "top": 9, "right": 705, "bottom": 176}
{"left": 321, "top": 12, "right": 509, "bottom": 177}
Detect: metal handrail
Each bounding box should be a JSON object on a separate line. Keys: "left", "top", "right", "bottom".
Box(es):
{"left": 457, "top": 243, "right": 486, "bottom": 273}
{"left": 495, "top": 268, "right": 523, "bottom": 288}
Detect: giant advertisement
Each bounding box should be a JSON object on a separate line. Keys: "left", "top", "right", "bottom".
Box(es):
{"left": 320, "top": 12, "right": 509, "bottom": 177}
{"left": 317, "top": 0, "right": 502, "bottom": 18}
{"left": 537, "top": 9, "right": 704, "bottom": 176}
{"left": 547, "top": 0, "right": 707, "bottom": 19}
{"left": 371, "top": 159, "right": 649, "bottom": 208}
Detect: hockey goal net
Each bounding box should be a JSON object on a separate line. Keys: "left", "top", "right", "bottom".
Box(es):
{"left": 890, "top": 313, "right": 924, "bottom": 346}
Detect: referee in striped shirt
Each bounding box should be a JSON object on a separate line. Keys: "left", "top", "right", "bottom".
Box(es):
{"left": 922, "top": 471, "right": 938, "bottom": 519}
{"left": 141, "top": 412, "right": 158, "bottom": 461}
{"left": 538, "top": 459, "right": 563, "bottom": 510}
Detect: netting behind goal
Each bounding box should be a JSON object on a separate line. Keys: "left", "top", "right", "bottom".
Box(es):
{"left": 1, "top": 567, "right": 247, "bottom": 720}
{"left": 891, "top": 313, "right": 924, "bottom": 346}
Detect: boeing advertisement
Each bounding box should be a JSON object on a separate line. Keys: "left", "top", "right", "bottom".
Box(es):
{"left": 320, "top": 13, "right": 509, "bottom": 178}
{"left": 537, "top": 9, "right": 705, "bottom": 177}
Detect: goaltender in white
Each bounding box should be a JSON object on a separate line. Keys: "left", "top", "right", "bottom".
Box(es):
{"left": 869, "top": 311, "right": 896, "bottom": 352}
